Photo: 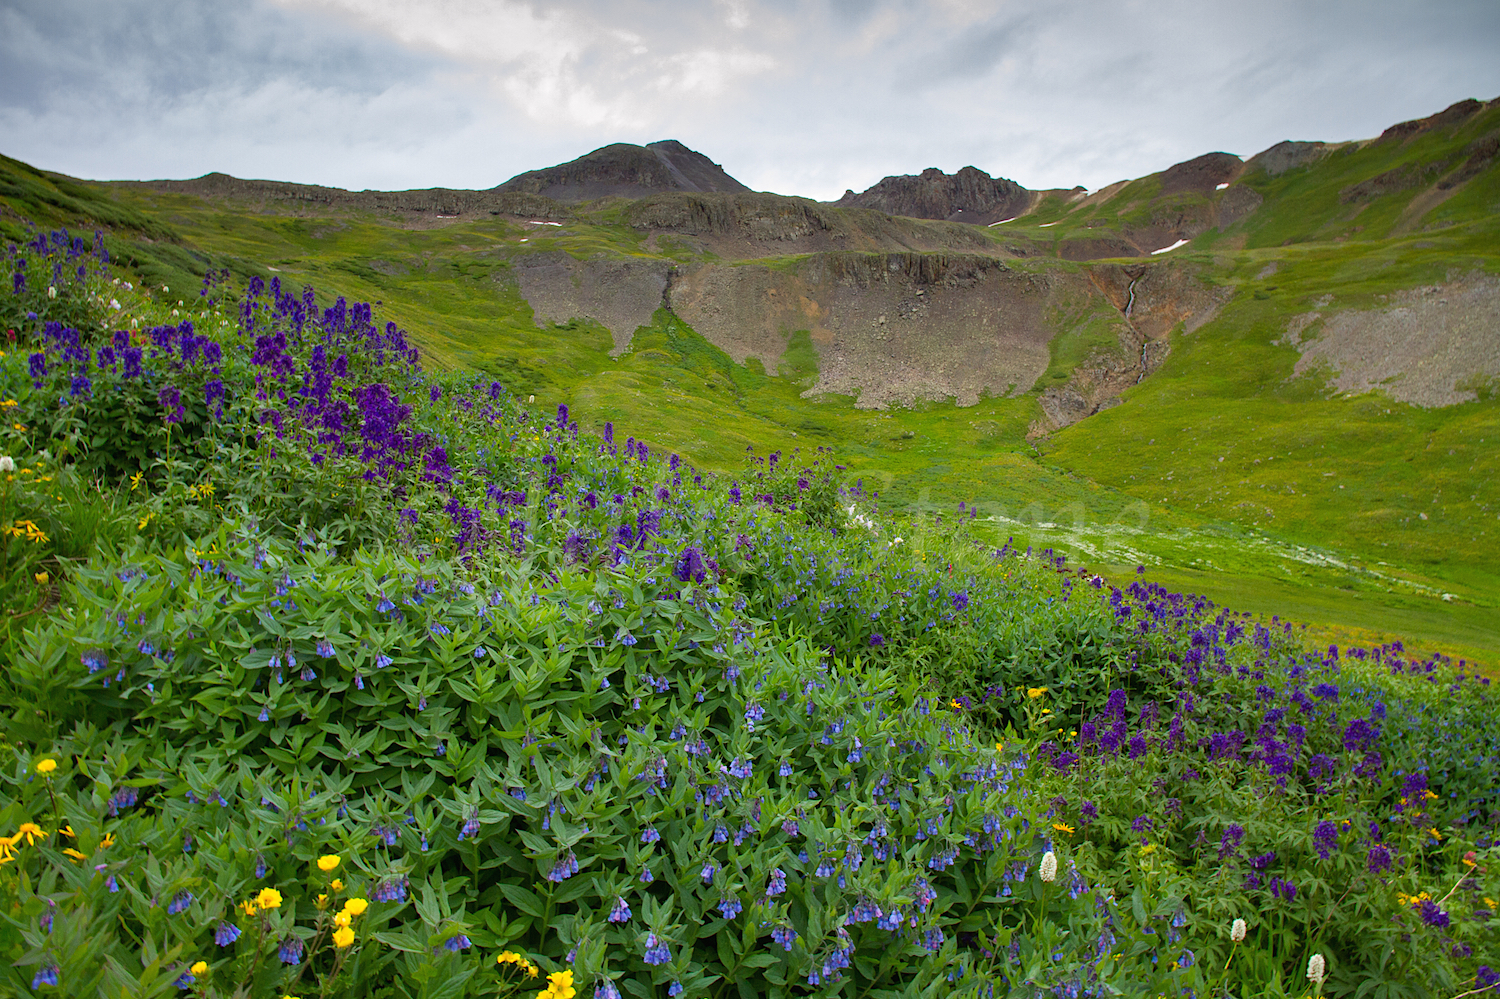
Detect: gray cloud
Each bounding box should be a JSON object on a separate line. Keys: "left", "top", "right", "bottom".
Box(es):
{"left": 2, "top": 0, "right": 1498, "bottom": 199}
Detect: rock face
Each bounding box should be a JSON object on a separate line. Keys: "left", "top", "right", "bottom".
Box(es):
{"left": 667, "top": 253, "right": 1073, "bottom": 409}
{"left": 1287, "top": 273, "right": 1500, "bottom": 407}
{"left": 510, "top": 253, "right": 672, "bottom": 355}
{"left": 494, "top": 140, "right": 750, "bottom": 202}
{"left": 1157, "top": 152, "right": 1242, "bottom": 196}
{"left": 1247, "top": 140, "right": 1331, "bottom": 177}
{"left": 833, "top": 166, "right": 1031, "bottom": 225}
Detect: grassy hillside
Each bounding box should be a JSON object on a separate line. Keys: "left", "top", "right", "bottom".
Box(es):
{"left": 3, "top": 100, "right": 1497, "bottom": 669}
{"left": 1, "top": 238, "right": 1496, "bottom": 997}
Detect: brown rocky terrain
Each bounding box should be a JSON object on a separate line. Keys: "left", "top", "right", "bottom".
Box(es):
{"left": 1286, "top": 272, "right": 1500, "bottom": 407}
{"left": 495, "top": 140, "right": 749, "bottom": 201}
{"left": 832, "top": 166, "right": 1032, "bottom": 225}
{"left": 623, "top": 191, "right": 1024, "bottom": 260}
{"left": 510, "top": 252, "right": 672, "bottom": 354}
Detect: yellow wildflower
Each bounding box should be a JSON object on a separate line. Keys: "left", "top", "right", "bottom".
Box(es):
{"left": 333, "top": 911, "right": 351, "bottom": 929}
{"left": 240, "top": 900, "right": 258, "bottom": 917}
{"left": 1052, "top": 823, "right": 1075, "bottom": 836}
{"left": 1485, "top": 897, "right": 1497, "bottom": 908}
{"left": 1428, "top": 828, "right": 1442, "bottom": 840}
{"left": 330, "top": 878, "right": 344, "bottom": 892}
{"left": 138, "top": 512, "right": 153, "bottom": 530}
{"left": 1139, "top": 843, "right": 1157, "bottom": 856}
{"left": 537, "top": 969, "right": 576, "bottom": 999}
{"left": 59, "top": 825, "right": 75, "bottom": 838}
{"left": 332, "top": 925, "right": 355, "bottom": 948}
{"left": 317, "top": 854, "right": 340, "bottom": 872}
{"left": 35, "top": 759, "right": 56, "bottom": 774}
{"left": 62, "top": 847, "right": 87, "bottom": 862}
{"left": 129, "top": 471, "right": 144, "bottom": 490}
{"left": 0, "top": 840, "right": 15, "bottom": 865}
{"left": 1027, "top": 687, "right": 1047, "bottom": 700}
{"left": 190, "top": 961, "right": 208, "bottom": 975}
{"left": 342, "top": 897, "right": 368, "bottom": 917}
{"left": 100, "top": 833, "right": 116, "bottom": 849}
{"left": 16, "top": 822, "right": 46, "bottom": 845}
{"left": 34, "top": 572, "right": 49, "bottom": 585}
{"left": 255, "top": 887, "right": 283, "bottom": 910}
{"left": 316, "top": 893, "right": 329, "bottom": 909}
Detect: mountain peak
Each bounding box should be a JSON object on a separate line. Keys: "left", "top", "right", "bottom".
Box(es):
{"left": 833, "top": 165, "right": 1030, "bottom": 225}
{"left": 494, "top": 140, "right": 749, "bottom": 202}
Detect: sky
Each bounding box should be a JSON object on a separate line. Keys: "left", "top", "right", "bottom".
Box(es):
{"left": 3, "top": 0, "right": 1499, "bottom": 201}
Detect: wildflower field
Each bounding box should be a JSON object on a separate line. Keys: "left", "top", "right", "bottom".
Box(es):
{"left": 0, "top": 229, "right": 1496, "bottom": 998}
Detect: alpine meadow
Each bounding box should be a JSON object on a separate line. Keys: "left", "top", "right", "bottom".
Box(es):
{"left": 0, "top": 92, "right": 1497, "bottom": 999}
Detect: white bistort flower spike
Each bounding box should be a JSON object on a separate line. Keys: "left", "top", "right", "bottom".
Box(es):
{"left": 1039, "top": 851, "right": 1058, "bottom": 883}
{"left": 1307, "top": 953, "right": 1326, "bottom": 986}
{"left": 1230, "top": 917, "right": 1246, "bottom": 943}
{"left": 0, "top": 455, "right": 13, "bottom": 472}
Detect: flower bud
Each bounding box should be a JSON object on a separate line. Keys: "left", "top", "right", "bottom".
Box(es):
{"left": 1039, "top": 850, "right": 1058, "bottom": 883}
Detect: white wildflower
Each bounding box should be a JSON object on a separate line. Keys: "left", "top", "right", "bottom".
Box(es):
{"left": 1039, "top": 851, "right": 1058, "bottom": 883}
{"left": 1306, "top": 953, "right": 1325, "bottom": 986}
{"left": 47, "top": 286, "right": 57, "bottom": 299}
{"left": 161, "top": 286, "right": 169, "bottom": 292}
{"left": 0, "top": 456, "right": 14, "bottom": 472}
{"left": 110, "top": 298, "right": 121, "bottom": 310}
{"left": 1230, "top": 918, "right": 1246, "bottom": 942}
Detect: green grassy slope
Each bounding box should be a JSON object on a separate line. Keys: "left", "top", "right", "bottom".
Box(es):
{"left": 4, "top": 102, "right": 1497, "bottom": 667}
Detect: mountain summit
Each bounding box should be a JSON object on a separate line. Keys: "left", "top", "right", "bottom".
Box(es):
{"left": 493, "top": 140, "right": 750, "bottom": 202}
{"left": 833, "top": 165, "right": 1031, "bottom": 224}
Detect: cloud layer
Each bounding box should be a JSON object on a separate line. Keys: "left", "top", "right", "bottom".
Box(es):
{"left": 4, "top": 0, "right": 1499, "bottom": 199}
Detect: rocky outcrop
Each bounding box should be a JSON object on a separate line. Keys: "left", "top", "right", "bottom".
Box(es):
{"left": 1376, "top": 99, "right": 1489, "bottom": 144}
{"left": 495, "top": 140, "right": 749, "bottom": 202}
{"left": 510, "top": 252, "right": 672, "bottom": 354}
{"left": 1158, "top": 152, "right": 1242, "bottom": 196}
{"left": 1288, "top": 273, "right": 1500, "bottom": 407}
{"left": 625, "top": 191, "right": 1011, "bottom": 260}
{"left": 1246, "top": 140, "right": 1332, "bottom": 177}
{"left": 833, "top": 166, "right": 1031, "bottom": 225}
{"left": 667, "top": 253, "right": 1070, "bottom": 409}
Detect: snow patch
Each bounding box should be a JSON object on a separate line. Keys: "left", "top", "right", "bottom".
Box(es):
{"left": 528, "top": 220, "right": 563, "bottom": 226}
{"left": 1215, "top": 183, "right": 1229, "bottom": 191}
{"left": 1038, "top": 221, "right": 1060, "bottom": 228}
{"left": 988, "top": 217, "right": 1017, "bottom": 227}
{"left": 1151, "top": 238, "right": 1191, "bottom": 255}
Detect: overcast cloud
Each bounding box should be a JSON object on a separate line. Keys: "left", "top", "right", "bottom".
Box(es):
{"left": 3, "top": 0, "right": 1498, "bottom": 199}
